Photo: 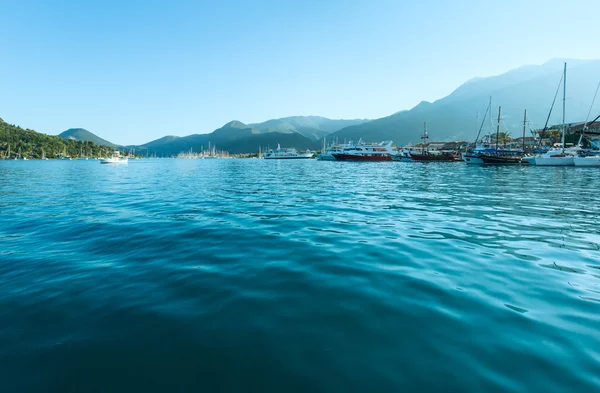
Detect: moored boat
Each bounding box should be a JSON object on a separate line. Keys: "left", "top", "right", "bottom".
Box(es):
{"left": 531, "top": 63, "right": 575, "bottom": 166}
{"left": 332, "top": 141, "right": 394, "bottom": 161}
{"left": 264, "top": 144, "right": 313, "bottom": 159}
{"left": 409, "top": 122, "right": 457, "bottom": 162}
{"left": 574, "top": 155, "right": 600, "bottom": 167}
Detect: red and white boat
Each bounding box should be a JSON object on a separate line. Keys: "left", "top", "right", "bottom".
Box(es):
{"left": 332, "top": 140, "right": 394, "bottom": 161}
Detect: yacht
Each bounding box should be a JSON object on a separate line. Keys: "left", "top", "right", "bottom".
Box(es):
{"left": 332, "top": 141, "right": 394, "bottom": 161}
{"left": 573, "top": 155, "right": 600, "bottom": 167}
{"left": 263, "top": 144, "right": 314, "bottom": 159}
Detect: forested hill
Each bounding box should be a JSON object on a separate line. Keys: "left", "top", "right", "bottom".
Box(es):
{"left": 0, "top": 117, "right": 116, "bottom": 159}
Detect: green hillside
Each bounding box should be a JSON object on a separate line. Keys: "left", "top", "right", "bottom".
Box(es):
{"left": 133, "top": 120, "right": 318, "bottom": 155}
{"left": 0, "top": 117, "right": 116, "bottom": 159}
{"left": 59, "top": 128, "right": 118, "bottom": 148}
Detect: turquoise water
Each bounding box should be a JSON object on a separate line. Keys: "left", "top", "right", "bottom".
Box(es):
{"left": 1, "top": 159, "right": 599, "bottom": 392}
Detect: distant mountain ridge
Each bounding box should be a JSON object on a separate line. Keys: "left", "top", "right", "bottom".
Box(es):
{"left": 53, "top": 58, "right": 600, "bottom": 153}
{"left": 59, "top": 128, "right": 117, "bottom": 148}
{"left": 127, "top": 116, "right": 369, "bottom": 155}
{"left": 330, "top": 58, "right": 600, "bottom": 145}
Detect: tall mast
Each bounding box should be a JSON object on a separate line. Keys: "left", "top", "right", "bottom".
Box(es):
{"left": 522, "top": 109, "right": 527, "bottom": 152}
{"left": 489, "top": 96, "right": 493, "bottom": 133}
{"left": 562, "top": 62, "right": 566, "bottom": 152}
{"left": 495, "top": 106, "right": 501, "bottom": 150}
{"left": 422, "top": 121, "right": 428, "bottom": 153}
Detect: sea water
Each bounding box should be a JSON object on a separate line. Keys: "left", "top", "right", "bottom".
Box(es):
{"left": 1, "top": 159, "right": 599, "bottom": 392}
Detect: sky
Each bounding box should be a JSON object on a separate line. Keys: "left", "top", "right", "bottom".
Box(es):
{"left": 1, "top": 0, "right": 599, "bottom": 145}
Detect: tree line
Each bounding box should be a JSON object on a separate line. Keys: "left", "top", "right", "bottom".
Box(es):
{"left": 0, "top": 118, "right": 118, "bottom": 159}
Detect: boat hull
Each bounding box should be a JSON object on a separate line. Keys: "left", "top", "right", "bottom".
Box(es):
{"left": 332, "top": 154, "right": 392, "bottom": 162}
{"left": 391, "top": 154, "right": 412, "bottom": 162}
{"left": 462, "top": 153, "right": 484, "bottom": 164}
{"left": 533, "top": 156, "right": 574, "bottom": 166}
{"left": 521, "top": 156, "right": 536, "bottom": 165}
{"left": 410, "top": 153, "right": 456, "bottom": 162}
{"left": 264, "top": 155, "right": 313, "bottom": 159}
{"left": 480, "top": 155, "right": 523, "bottom": 165}
{"left": 574, "top": 156, "right": 600, "bottom": 167}
{"left": 316, "top": 153, "right": 336, "bottom": 161}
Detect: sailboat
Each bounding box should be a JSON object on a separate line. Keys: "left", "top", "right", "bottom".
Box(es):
{"left": 534, "top": 63, "right": 575, "bottom": 166}
{"left": 574, "top": 84, "right": 600, "bottom": 166}
{"left": 573, "top": 120, "right": 600, "bottom": 165}
{"left": 463, "top": 97, "right": 493, "bottom": 164}
{"left": 478, "top": 106, "right": 525, "bottom": 165}
{"left": 409, "top": 122, "right": 457, "bottom": 161}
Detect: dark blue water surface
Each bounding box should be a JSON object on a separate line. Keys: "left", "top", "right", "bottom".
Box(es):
{"left": 1, "top": 159, "right": 599, "bottom": 392}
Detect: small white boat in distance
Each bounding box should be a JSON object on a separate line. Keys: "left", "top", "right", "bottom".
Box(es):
{"left": 264, "top": 144, "right": 314, "bottom": 159}
{"left": 101, "top": 151, "right": 129, "bottom": 164}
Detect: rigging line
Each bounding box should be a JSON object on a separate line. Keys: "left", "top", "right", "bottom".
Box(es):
{"left": 538, "top": 72, "right": 564, "bottom": 146}
{"left": 584, "top": 80, "right": 600, "bottom": 129}
{"left": 474, "top": 102, "right": 490, "bottom": 144}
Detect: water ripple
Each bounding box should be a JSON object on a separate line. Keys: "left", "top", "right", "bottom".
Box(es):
{"left": 0, "top": 159, "right": 599, "bottom": 392}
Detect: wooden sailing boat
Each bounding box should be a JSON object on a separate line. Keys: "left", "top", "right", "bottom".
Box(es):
{"left": 409, "top": 122, "right": 456, "bottom": 161}
{"left": 478, "top": 106, "right": 525, "bottom": 165}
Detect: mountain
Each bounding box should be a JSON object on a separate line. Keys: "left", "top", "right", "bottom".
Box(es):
{"left": 130, "top": 116, "right": 365, "bottom": 155}
{"left": 131, "top": 120, "right": 318, "bottom": 155}
{"left": 0, "top": 118, "right": 116, "bottom": 159}
{"left": 249, "top": 116, "right": 369, "bottom": 141}
{"left": 331, "top": 58, "right": 600, "bottom": 145}
{"left": 59, "top": 128, "right": 118, "bottom": 148}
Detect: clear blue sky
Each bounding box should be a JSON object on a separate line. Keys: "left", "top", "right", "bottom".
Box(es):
{"left": 1, "top": 0, "right": 598, "bottom": 145}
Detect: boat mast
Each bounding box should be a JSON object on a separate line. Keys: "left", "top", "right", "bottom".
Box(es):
{"left": 561, "top": 62, "right": 566, "bottom": 153}
{"left": 522, "top": 109, "right": 527, "bottom": 152}
{"left": 495, "top": 106, "right": 501, "bottom": 150}
{"left": 421, "top": 121, "right": 429, "bottom": 154}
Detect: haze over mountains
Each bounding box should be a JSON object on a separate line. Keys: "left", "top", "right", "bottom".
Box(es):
{"left": 54, "top": 58, "right": 600, "bottom": 153}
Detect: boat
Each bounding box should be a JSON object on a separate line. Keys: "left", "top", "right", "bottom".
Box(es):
{"left": 391, "top": 148, "right": 417, "bottom": 162}
{"left": 263, "top": 144, "right": 314, "bottom": 159}
{"left": 574, "top": 155, "right": 600, "bottom": 166}
{"left": 464, "top": 97, "right": 493, "bottom": 164}
{"left": 100, "top": 151, "right": 129, "bottom": 164}
{"left": 478, "top": 106, "right": 524, "bottom": 164}
{"left": 533, "top": 63, "right": 575, "bottom": 166}
{"left": 317, "top": 137, "right": 347, "bottom": 160}
{"left": 409, "top": 123, "right": 457, "bottom": 162}
{"left": 331, "top": 140, "right": 394, "bottom": 161}
{"left": 574, "top": 91, "right": 600, "bottom": 166}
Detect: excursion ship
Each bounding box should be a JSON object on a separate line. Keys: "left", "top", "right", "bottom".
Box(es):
{"left": 263, "top": 145, "right": 314, "bottom": 159}
{"left": 331, "top": 141, "right": 394, "bottom": 161}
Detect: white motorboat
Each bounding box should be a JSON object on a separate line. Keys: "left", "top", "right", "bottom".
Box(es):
{"left": 574, "top": 155, "right": 600, "bottom": 167}
{"left": 101, "top": 151, "right": 129, "bottom": 164}
{"left": 533, "top": 150, "right": 574, "bottom": 166}
{"left": 264, "top": 144, "right": 313, "bottom": 159}
{"left": 331, "top": 140, "right": 395, "bottom": 161}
